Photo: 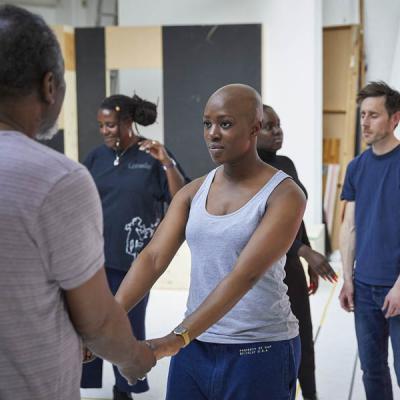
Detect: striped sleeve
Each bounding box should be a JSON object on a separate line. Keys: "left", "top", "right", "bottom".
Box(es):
{"left": 35, "top": 167, "right": 104, "bottom": 290}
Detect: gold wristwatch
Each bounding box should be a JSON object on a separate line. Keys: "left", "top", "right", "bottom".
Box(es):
{"left": 173, "top": 324, "right": 190, "bottom": 347}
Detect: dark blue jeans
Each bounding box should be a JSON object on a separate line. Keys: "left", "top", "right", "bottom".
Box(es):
{"left": 354, "top": 280, "right": 400, "bottom": 400}
{"left": 81, "top": 267, "right": 149, "bottom": 393}
{"left": 166, "top": 336, "right": 301, "bottom": 400}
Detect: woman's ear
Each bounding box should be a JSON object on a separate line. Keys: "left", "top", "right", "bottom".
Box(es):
{"left": 120, "top": 118, "right": 136, "bottom": 137}
{"left": 250, "top": 120, "right": 262, "bottom": 137}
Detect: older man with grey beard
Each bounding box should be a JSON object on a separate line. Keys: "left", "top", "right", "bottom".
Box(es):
{"left": 0, "top": 5, "right": 155, "bottom": 400}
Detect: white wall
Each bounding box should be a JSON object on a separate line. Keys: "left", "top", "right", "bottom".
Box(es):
{"left": 323, "top": 0, "right": 400, "bottom": 138}
{"left": 119, "top": 0, "right": 323, "bottom": 227}
{"left": 9, "top": 0, "right": 98, "bottom": 26}
{"left": 323, "top": 0, "right": 400, "bottom": 84}
{"left": 16, "top": 3, "right": 57, "bottom": 23}
{"left": 323, "top": 0, "right": 359, "bottom": 26}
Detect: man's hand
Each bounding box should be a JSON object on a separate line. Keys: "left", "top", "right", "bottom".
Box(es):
{"left": 382, "top": 282, "right": 400, "bottom": 318}
{"left": 147, "top": 332, "right": 184, "bottom": 361}
{"left": 339, "top": 280, "right": 354, "bottom": 312}
{"left": 308, "top": 267, "right": 319, "bottom": 295}
{"left": 299, "top": 245, "right": 338, "bottom": 283}
{"left": 118, "top": 341, "right": 156, "bottom": 385}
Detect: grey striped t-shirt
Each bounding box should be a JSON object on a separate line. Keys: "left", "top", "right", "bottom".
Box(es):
{"left": 0, "top": 131, "right": 104, "bottom": 400}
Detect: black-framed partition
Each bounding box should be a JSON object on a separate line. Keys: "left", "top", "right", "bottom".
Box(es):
{"left": 163, "top": 24, "right": 262, "bottom": 179}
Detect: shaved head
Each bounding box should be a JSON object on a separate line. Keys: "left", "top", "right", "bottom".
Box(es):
{"left": 205, "top": 84, "right": 263, "bottom": 123}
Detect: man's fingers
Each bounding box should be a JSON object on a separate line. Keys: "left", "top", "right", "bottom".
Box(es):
{"left": 382, "top": 297, "right": 389, "bottom": 313}
{"left": 384, "top": 303, "right": 392, "bottom": 318}
{"left": 384, "top": 302, "right": 399, "bottom": 318}
{"left": 339, "top": 292, "right": 354, "bottom": 312}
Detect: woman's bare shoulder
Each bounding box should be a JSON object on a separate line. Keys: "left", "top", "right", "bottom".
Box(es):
{"left": 172, "top": 175, "right": 208, "bottom": 205}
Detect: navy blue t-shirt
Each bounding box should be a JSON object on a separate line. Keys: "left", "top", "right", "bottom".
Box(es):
{"left": 341, "top": 145, "right": 400, "bottom": 286}
{"left": 84, "top": 143, "right": 189, "bottom": 272}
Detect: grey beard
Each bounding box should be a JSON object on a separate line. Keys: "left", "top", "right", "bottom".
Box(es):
{"left": 36, "top": 123, "right": 59, "bottom": 141}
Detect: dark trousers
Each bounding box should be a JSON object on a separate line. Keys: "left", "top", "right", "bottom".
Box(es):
{"left": 81, "top": 267, "right": 150, "bottom": 393}
{"left": 167, "top": 337, "right": 301, "bottom": 400}
{"left": 354, "top": 279, "right": 400, "bottom": 400}
{"left": 284, "top": 256, "right": 316, "bottom": 398}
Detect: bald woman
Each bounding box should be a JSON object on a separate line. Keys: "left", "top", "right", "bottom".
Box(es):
{"left": 115, "top": 84, "right": 306, "bottom": 400}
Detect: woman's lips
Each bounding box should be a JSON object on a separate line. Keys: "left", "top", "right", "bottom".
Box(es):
{"left": 208, "top": 144, "right": 224, "bottom": 150}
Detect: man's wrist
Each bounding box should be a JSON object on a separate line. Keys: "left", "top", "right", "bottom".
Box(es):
{"left": 343, "top": 276, "right": 353, "bottom": 284}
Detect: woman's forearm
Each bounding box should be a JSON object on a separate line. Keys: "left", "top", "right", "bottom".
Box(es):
{"left": 115, "top": 250, "right": 166, "bottom": 312}
{"left": 163, "top": 162, "right": 186, "bottom": 197}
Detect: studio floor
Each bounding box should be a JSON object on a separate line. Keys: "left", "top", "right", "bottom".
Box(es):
{"left": 81, "top": 259, "right": 399, "bottom": 400}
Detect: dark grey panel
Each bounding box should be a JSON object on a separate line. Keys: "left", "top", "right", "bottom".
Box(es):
{"left": 75, "top": 27, "right": 106, "bottom": 162}
{"left": 36, "top": 129, "right": 64, "bottom": 153}
{"left": 163, "top": 24, "right": 261, "bottom": 179}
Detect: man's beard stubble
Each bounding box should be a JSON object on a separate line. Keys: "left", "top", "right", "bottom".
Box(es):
{"left": 35, "top": 122, "right": 59, "bottom": 141}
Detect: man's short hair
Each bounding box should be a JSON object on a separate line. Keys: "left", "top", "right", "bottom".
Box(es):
{"left": 357, "top": 81, "right": 400, "bottom": 116}
{"left": 0, "top": 5, "right": 63, "bottom": 100}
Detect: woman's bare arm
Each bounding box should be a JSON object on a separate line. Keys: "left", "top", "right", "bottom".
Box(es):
{"left": 149, "top": 179, "right": 306, "bottom": 358}
{"left": 115, "top": 179, "right": 203, "bottom": 312}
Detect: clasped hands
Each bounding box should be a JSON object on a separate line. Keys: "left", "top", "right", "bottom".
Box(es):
{"left": 82, "top": 332, "right": 184, "bottom": 382}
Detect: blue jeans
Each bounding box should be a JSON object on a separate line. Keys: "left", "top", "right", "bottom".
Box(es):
{"left": 354, "top": 280, "right": 400, "bottom": 400}
{"left": 166, "top": 336, "right": 301, "bottom": 400}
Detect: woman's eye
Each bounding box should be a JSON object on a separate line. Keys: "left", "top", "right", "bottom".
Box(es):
{"left": 220, "top": 121, "right": 232, "bottom": 129}
{"left": 203, "top": 121, "right": 212, "bottom": 129}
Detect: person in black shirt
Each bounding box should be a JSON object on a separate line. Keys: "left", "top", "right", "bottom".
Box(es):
{"left": 257, "top": 104, "right": 337, "bottom": 400}
{"left": 81, "top": 93, "right": 189, "bottom": 400}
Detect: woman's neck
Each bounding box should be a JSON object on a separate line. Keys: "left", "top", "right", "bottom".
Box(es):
{"left": 117, "top": 135, "right": 139, "bottom": 151}
{"left": 222, "top": 151, "right": 265, "bottom": 182}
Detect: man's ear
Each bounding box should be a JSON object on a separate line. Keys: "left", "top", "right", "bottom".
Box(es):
{"left": 41, "top": 71, "right": 56, "bottom": 105}
{"left": 391, "top": 110, "right": 400, "bottom": 130}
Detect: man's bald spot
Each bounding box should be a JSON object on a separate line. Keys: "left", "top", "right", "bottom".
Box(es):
{"left": 205, "top": 84, "right": 263, "bottom": 123}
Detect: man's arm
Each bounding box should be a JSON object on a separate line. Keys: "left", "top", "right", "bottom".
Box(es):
{"left": 338, "top": 201, "right": 356, "bottom": 312}
{"left": 65, "top": 268, "right": 156, "bottom": 384}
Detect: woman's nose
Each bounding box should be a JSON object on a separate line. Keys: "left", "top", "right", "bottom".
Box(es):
{"left": 273, "top": 127, "right": 281, "bottom": 135}
{"left": 208, "top": 126, "right": 221, "bottom": 139}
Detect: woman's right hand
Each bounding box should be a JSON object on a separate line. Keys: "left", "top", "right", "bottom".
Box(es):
{"left": 147, "top": 333, "right": 184, "bottom": 360}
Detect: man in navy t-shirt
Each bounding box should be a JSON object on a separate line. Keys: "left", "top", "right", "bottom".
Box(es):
{"left": 340, "top": 81, "right": 400, "bottom": 400}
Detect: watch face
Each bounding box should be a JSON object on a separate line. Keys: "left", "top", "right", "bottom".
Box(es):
{"left": 174, "top": 325, "right": 188, "bottom": 335}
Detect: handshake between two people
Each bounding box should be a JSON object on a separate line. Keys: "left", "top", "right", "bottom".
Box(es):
{"left": 67, "top": 268, "right": 188, "bottom": 387}
{"left": 82, "top": 332, "right": 185, "bottom": 385}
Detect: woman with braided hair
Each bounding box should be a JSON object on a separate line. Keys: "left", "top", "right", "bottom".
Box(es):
{"left": 81, "top": 93, "right": 189, "bottom": 400}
